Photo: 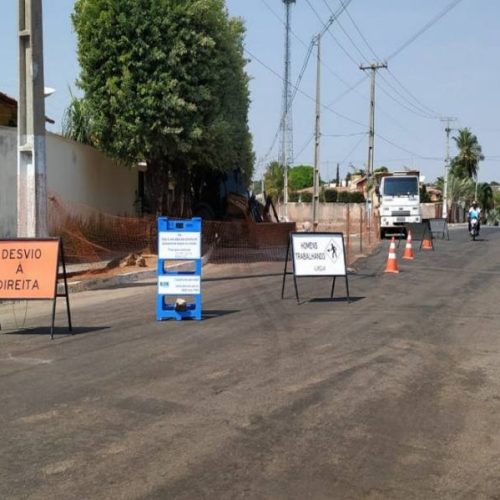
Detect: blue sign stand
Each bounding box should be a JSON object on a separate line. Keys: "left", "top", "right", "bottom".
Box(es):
{"left": 156, "top": 217, "right": 202, "bottom": 321}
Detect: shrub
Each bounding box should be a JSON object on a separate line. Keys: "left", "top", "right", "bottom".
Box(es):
{"left": 349, "top": 192, "right": 366, "bottom": 203}
{"left": 301, "top": 192, "right": 313, "bottom": 202}
{"left": 289, "top": 191, "right": 299, "bottom": 202}
{"left": 323, "top": 188, "right": 338, "bottom": 202}
{"left": 337, "top": 191, "right": 350, "bottom": 203}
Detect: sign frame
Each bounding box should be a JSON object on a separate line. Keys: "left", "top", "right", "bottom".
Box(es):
{"left": 0, "top": 238, "right": 72, "bottom": 339}
{"left": 281, "top": 232, "right": 351, "bottom": 304}
{"left": 156, "top": 217, "right": 202, "bottom": 321}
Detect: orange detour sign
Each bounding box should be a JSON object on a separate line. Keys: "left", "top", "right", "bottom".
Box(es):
{"left": 384, "top": 236, "right": 400, "bottom": 273}
{"left": 402, "top": 230, "right": 415, "bottom": 260}
{"left": 0, "top": 238, "right": 72, "bottom": 339}
{"left": 0, "top": 240, "right": 59, "bottom": 299}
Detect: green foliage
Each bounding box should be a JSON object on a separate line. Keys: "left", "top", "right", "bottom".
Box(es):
{"left": 264, "top": 161, "right": 284, "bottom": 203}
{"left": 71, "top": 0, "right": 254, "bottom": 214}
{"left": 289, "top": 191, "right": 299, "bottom": 202}
{"left": 336, "top": 191, "right": 365, "bottom": 203}
{"left": 301, "top": 192, "right": 312, "bottom": 202}
{"left": 450, "top": 128, "right": 484, "bottom": 179}
{"left": 62, "top": 91, "right": 94, "bottom": 145}
{"left": 486, "top": 208, "right": 500, "bottom": 226}
{"left": 476, "top": 182, "right": 494, "bottom": 212}
{"left": 447, "top": 173, "right": 475, "bottom": 206}
{"left": 349, "top": 192, "right": 366, "bottom": 203}
{"left": 420, "top": 185, "right": 431, "bottom": 203}
{"left": 494, "top": 190, "right": 500, "bottom": 207}
{"left": 288, "top": 165, "right": 313, "bottom": 191}
{"left": 323, "top": 188, "right": 338, "bottom": 202}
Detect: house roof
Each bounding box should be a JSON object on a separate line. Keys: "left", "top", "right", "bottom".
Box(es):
{"left": 0, "top": 90, "right": 55, "bottom": 126}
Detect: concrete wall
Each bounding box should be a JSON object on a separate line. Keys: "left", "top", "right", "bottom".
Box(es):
{"left": 279, "top": 202, "right": 365, "bottom": 225}
{"left": 282, "top": 201, "right": 444, "bottom": 225}
{"left": 0, "top": 127, "right": 17, "bottom": 237}
{"left": 0, "top": 126, "right": 139, "bottom": 237}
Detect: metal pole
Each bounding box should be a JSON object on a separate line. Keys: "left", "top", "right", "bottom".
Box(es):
{"left": 18, "top": 0, "right": 48, "bottom": 237}
{"left": 280, "top": 0, "right": 296, "bottom": 222}
{"left": 312, "top": 35, "right": 321, "bottom": 231}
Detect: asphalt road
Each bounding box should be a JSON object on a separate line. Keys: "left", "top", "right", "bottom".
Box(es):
{"left": 1, "top": 226, "right": 500, "bottom": 499}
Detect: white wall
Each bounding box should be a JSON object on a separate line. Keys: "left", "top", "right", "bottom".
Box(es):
{"left": 0, "top": 126, "right": 139, "bottom": 237}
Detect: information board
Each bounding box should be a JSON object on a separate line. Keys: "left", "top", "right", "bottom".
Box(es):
{"left": 158, "top": 276, "right": 201, "bottom": 295}
{"left": 291, "top": 233, "right": 346, "bottom": 277}
{"left": 158, "top": 232, "right": 201, "bottom": 260}
{"left": 0, "top": 239, "right": 59, "bottom": 300}
{"left": 282, "top": 232, "right": 350, "bottom": 303}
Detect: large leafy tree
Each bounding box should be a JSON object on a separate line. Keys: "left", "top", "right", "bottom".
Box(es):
{"left": 288, "top": 165, "right": 313, "bottom": 191}
{"left": 450, "top": 128, "right": 484, "bottom": 180}
{"left": 71, "top": 0, "right": 253, "bottom": 215}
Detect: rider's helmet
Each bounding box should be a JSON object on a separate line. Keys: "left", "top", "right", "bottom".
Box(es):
{"left": 472, "top": 200, "right": 478, "bottom": 208}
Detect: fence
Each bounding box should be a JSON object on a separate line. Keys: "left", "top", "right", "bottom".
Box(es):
{"left": 48, "top": 196, "right": 380, "bottom": 269}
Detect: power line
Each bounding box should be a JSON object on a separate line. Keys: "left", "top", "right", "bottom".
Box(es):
{"left": 337, "top": 0, "right": 380, "bottom": 61}
{"left": 304, "top": 0, "right": 360, "bottom": 67}
{"left": 386, "top": 0, "right": 465, "bottom": 61}
{"left": 385, "top": 69, "right": 442, "bottom": 117}
{"left": 340, "top": 133, "right": 367, "bottom": 164}
{"left": 321, "top": 0, "right": 369, "bottom": 64}
{"left": 376, "top": 78, "right": 438, "bottom": 119}
{"left": 244, "top": 47, "right": 367, "bottom": 128}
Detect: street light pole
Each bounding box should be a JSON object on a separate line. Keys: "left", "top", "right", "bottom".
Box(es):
{"left": 441, "top": 117, "right": 457, "bottom": 221}
{"left": 312, "top": 35, "right": 321, "bottom": 231}
{"left": 17, "top": 0, "right": 48, "bottom": 237}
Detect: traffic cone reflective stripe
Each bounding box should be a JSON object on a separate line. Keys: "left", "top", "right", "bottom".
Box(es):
{"left": 402, "top": 230, "right": 414, "bottom": 260}
{"left": 385, "top": 236, "right": 399, "bottom": 273}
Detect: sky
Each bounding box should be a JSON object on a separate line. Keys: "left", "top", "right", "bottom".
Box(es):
{"left": 1, "top": 0, "right": 499, "bottom": 183}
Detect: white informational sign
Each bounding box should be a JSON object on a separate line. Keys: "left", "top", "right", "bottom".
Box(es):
{"left": 292, "top": 233, "right": 346, "bottom": 277}
{"left": 158, "top": 275, "right": 201, "bottom": 295}
{"left": 158, "top": 231, "right": 201, "bottom": 260}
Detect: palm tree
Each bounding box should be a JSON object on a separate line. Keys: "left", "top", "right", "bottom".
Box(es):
{"left": 264, "top": 161, "right": 285, "bottom": 203}
{"left": 450, "top": 128, "right": 484, "bottom": 179}
{"left": 62, "top": 93, "right": 94, "bottom": 146}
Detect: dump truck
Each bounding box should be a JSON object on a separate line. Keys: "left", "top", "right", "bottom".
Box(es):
{"left": 378, "top": 171, "right": 421, "bottom": 239}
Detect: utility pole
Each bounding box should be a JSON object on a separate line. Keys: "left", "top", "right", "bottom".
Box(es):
{"left": 279, "top": 0, "right": 296, "bottom": 222}
{"left": 18, "top": 0, "right": 48, "bottom": 237}
{"left": 312, "top": 35, "right": 321, "bottom": 231}
{"left": 440, "top": 117, "right": 457, "bottom": 220}
{"left": 360, "top": 62, "right": 387, "bottom": 179}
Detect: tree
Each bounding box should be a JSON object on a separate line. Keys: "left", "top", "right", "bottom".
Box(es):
{"left": 288, "top": 165, "right": 313, "bottom": 191}
{"left": 264, "top": 161, "right": 284, "bottom": 203}
{"left": 71, "top": 0, "right": 253, "bottom": 215}
{"left": 476, "top": 183, "right": 494, "bottom": 214}
{"left": 450, "top": 128, "right": 484, "bottom": 179}
{"left": 62, "top": 92, "right": 94, "bottom": 145}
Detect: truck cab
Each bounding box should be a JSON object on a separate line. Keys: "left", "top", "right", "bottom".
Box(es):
{"left": 378, "top": 172, "right": 421, "bottom": 239}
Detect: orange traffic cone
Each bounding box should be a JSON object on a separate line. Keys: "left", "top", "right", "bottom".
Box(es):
{"left": 402, "top": 230, "right": 414, "bottom": 260}
{"left": 385, "top": 236, "right": 399, "bottom": 273}
{"left": 422, "top": 235, "right": 433, "bottom": 250}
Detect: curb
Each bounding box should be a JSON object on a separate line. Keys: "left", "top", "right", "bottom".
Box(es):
{"left": 62, "top": 252, "right": 212, "bottom": 294}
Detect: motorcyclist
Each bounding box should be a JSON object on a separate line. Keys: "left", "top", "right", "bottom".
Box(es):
{"left": 468, "top": 200, "right": 481, "bottom": 234}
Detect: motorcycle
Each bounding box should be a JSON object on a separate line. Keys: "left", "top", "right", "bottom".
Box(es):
{"left": 470, "top": 217, "right": 479, "bottom": 241}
